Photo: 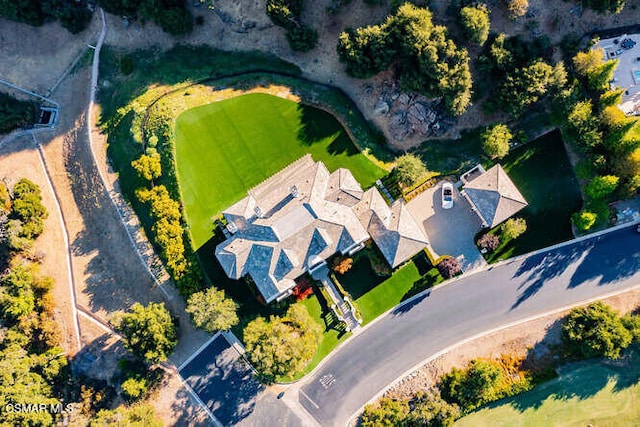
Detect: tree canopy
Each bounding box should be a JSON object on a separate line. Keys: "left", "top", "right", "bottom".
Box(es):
{"left": 562, "top": 302, "right": 633, "bottom": 359}
{"left": 244, "top": 304, "right": 321, "bottom": 382}
{"left": 0, "top": 0, "right": 92, "bottom": 34}
{"left": 394, "top": 153, "right": 428, "bottom": 187}
{"left": 337, "top": 4, "right": 472, "bottom": 115}
{"left": 482, "top": 124, "right": 512, "bottom": 159}
{"left": 114, "top": 302, "right": 177, "bottom": 364}
{"left": 266, "top": 0, "right": 318, "bottom": 51}
{"left": 186, "top": 287, "right": 239, "bottom": 332}
{"left": 100, "top": 0, "right": 193, "bottom": 35}
{"left": 460, "top": 5, "right": 490, "bottom": 46}
{"left": 0, "top": 92, "right": 36, "bottom": 134}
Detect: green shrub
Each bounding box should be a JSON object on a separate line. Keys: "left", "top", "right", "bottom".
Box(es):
{"left": 572, "top": 210, "right": 597, "bottom": 231}
{"left": 585, "top": 175, "right": 619, "bottom": 199}
{"left": 501, "top": 217, "right": 527, "bottom": 240}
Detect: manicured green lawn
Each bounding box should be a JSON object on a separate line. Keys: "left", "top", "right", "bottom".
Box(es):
{"left": 174, "top": 93, "right": 386, "bottom": 249}
{"left": 340, "top": 252, "right": 443, "bottom": 325}
{"left": 456, "top": 353, "right": 640, "bottom": 426}
{"left": 483, "top": 130, "right": 583, "bottom": 263}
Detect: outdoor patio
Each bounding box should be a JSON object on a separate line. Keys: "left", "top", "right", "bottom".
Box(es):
{"left": 406, "top": 182, "right": 487, "bottom": 272}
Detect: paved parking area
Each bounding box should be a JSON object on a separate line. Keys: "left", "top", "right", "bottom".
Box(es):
{"left": 179, "top": 334, "right": 264, "bottom": 426}
{"left": 406, "top": 182, "right": 487, "bottom": 272}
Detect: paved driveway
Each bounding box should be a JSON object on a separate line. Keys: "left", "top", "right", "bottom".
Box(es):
{"left": 179, "top": 334, "right": 264, "bottom": 426}
{"left": 407, "top": 182, "right": 486, "bottom": 271}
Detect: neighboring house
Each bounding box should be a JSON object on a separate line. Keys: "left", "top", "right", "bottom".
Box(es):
{"left": 215, "top": 155, "right": 428, "bottom": 303}
{"left": 460, "top": 164, "right": 528, "bottom": 228}
{"left": 594, "top": 35, "right": 640, "bottom": 115}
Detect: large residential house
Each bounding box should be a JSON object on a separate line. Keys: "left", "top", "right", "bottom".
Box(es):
{"left": 215, "top": 155, "right": 428, "bottom": 303}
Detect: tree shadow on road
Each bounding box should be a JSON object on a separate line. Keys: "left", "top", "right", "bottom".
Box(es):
{"left": 510, "top": 228, "right": 640, "bottom": 310}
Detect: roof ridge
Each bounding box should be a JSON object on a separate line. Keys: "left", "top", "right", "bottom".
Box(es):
{"left": 249, "top": 154, "right": 314, "bottom": 196}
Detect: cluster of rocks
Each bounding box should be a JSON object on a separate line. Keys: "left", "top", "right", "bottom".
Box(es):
{"left": 200, "top": 0, "right": 272, "bottom": 34}
{"left": 367, "top": 80, "right": 449, "bottom": 142}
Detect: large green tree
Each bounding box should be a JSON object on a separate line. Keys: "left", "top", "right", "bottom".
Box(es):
{"left": 337, "top": 4, "right": 473, "bottom": 115}
{"left": 562, "top": 302, "right": 633, "bottom": 359}
{"left": 482, "top": 124, "right": 512, "bottom": 159}
{"left": 394, "top": 153, "right": 428, "bottom": 187}
{"left": 114, "top": 302, "right": 177, "bottom": 364}
{"left": 244, "top": 304, "right": 321, "bottom": 382}
{"left": 186, "top": 287, "right": 239, "bottom": 332}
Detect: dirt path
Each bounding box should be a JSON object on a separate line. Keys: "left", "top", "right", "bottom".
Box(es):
{"left": 0, "top": 136, "right": 80, "bottom": 354}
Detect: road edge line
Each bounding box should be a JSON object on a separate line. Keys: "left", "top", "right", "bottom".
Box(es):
{"left": 345, "top": 280, "right": 640, "bottom": 426}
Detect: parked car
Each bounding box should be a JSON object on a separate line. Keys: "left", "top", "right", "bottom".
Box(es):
{"left": 441, "top": 182, "right": 454, "bottom": 209}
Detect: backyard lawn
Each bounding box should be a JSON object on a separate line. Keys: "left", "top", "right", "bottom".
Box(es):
{"left": 481, "top": 130, "right": 583, "bottom": 263}
{"left": 174, "top": 93, "right": 386, "bottom": 249}
{"left": 456, "top": 353, "right": 640, "bottom": 426}
{"left": 339, "top": 250, "right": 443, "bottom": 325}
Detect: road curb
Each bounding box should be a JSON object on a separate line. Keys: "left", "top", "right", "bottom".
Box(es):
{"left": 346, "top": 280, "right": 640, "bottom": 426}
{"left": 285, "top": 221, "right": 640, "bottom": 389}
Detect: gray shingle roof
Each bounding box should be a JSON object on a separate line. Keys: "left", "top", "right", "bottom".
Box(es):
{"left": 215, "top": 155, "right": 429, "bottom": 302}
{"left": 464, "top": 164, "right": 528, "bottom": 228}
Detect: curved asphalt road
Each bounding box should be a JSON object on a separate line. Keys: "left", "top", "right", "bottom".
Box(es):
{"left": 298, "top": 225, "right": 640, "bottom": 426}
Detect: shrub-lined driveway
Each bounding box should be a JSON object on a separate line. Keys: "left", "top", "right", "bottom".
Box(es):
{"left": 406, "top": 182, "right": 486, "bottom": 271}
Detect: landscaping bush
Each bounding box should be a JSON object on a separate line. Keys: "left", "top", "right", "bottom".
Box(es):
{"left": 131, "top": 150, "right": 162, "bottom": 182}
{"left": 437, "top": 256, "right": 461, "bottom": 279}
{"left": 362, "top": 392, "right": 459, "bottom": 427}
{"left": 135, "top": 185, "right": 187, "bottom": 279}
{"left": 585, "top": 175, "right": 619, "bottom": 199}
{"left": 121, "top": 376, "right": 148, "bottom": 402}
{"left": 440, "top": 357, "right": 531, "bottom": 413}
{"left": 501, "top": 217, "right": 527, "bottom": 240}
{"left": 332, "top": 257, "right": 354, "bottom": 275}
{"left": 572, "top": 210, "right": 597, "bottom": 231}
{"left": 477, "top": 233, "right": 500, "bottom": 252}
{"left": 10, "top": 178, "right": 49, "bottom": 241}
{"left": 562, "top": 302, "right": 633, "bottom": 359}
{"left": 362, "top": 397, "right": 409, "bottom": 427}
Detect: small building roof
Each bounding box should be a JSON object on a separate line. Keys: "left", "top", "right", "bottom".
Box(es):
{"left": 463, "top": 164, "right": 528, "bottom": 228}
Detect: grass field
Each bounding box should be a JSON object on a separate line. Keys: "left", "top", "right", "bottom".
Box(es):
{"left": 456, "top": 352, "right": 640, "bottom": 426}
{"left": 340, "top": 252, "right": 443, "bottom": 325}
{"left": 174, "top": 93, "right": 386, "bottom": 249}
{"left": 482, "top": 130, "right": 583, "bottom": 263}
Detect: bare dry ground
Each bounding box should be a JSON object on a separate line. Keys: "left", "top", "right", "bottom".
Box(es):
{"left": 0, "top": 135, "right": 79, "bottom": 355}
